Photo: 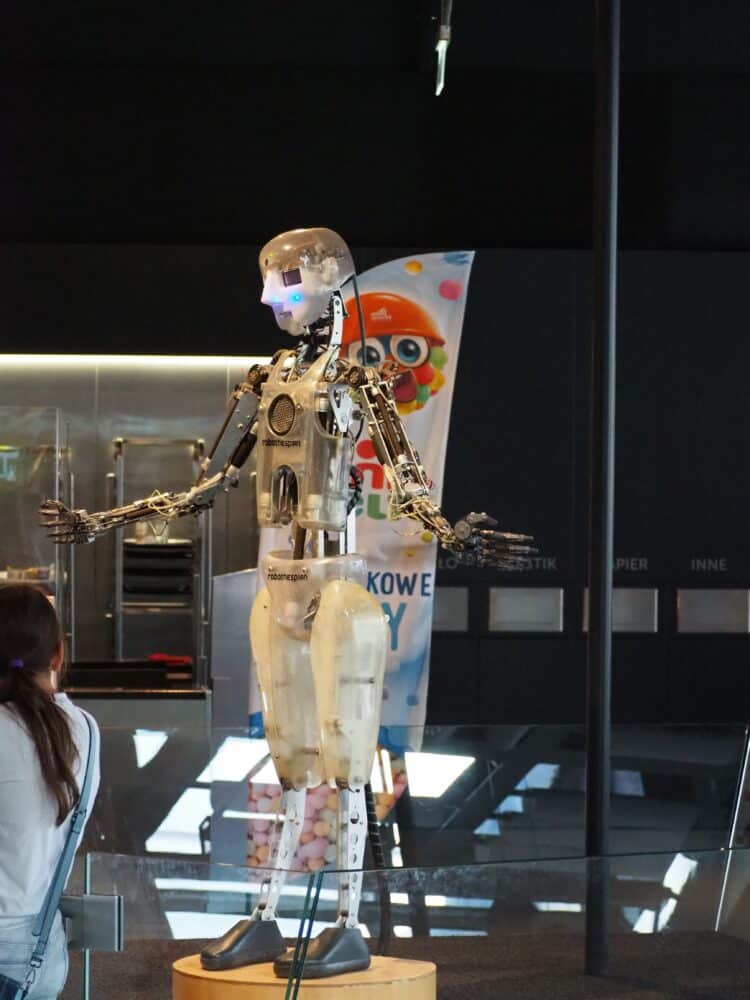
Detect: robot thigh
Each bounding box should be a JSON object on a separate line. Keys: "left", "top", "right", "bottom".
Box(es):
{"left": 249, "top": 586, "right": 325, "bottom": 789}
{"left": 310, "top": 579, "right": 388, "bottom": 788}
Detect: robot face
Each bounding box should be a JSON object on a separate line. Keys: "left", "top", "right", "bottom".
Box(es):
{"left": 259, "top": 228, "right": 355, "bottom": 336}
{"left": 260, "top": 265, "right": 335, "bottom": 336}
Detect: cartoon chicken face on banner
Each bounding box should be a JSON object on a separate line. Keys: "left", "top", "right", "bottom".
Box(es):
{"left": 342, "top": 292, "right": 449, "bottom": 415}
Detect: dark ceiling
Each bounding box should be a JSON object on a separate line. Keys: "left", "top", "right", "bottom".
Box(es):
{"left": 3, "top": 1, "right": 750, "bottom": 248}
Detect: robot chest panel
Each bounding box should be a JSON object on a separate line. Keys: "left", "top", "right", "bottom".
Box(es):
{"left": 255, "top": 376, "right": 353, "bottom": 531}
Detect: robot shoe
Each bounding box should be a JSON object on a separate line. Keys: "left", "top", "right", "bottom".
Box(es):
{"left": 200, "top": 918, "right": 285, "bottom": 971}
{"left": 273, "top": 926, "right": 371, "bottom": 979}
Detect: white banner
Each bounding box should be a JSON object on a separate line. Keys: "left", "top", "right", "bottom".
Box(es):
{"left": 249, "top": 250, "right": 475, "bottom": 743}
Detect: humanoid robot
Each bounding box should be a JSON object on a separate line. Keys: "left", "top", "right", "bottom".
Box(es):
{"left": 40, "top": 228, "right": 532, "bottom": 978}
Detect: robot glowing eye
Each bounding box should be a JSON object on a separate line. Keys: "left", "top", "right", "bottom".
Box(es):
{"left": 290, "top": 292, "right": 303, "bottom": 303}
{"left": 392, "top": 336, "right": 429, "bottom": 368}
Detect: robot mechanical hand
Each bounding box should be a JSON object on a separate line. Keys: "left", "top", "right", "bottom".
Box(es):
{"left": 451, "top": 511, "right": 535, "bottom": 569}
{"left": 38, "top": 490, "right": 196, "bottom": 544}
{"left": 38, "top": 499, "right": 101, "bottom": 544}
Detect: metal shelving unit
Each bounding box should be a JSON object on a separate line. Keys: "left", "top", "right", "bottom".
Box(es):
{"left": 107, "top": 436, "right": 212, "bottom": 685}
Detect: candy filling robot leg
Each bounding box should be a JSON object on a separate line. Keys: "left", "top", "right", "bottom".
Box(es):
{"left": 274, "top": 576, "right": 387, "bottom": 979}
{"left": 253, "top": 786, "right": 307, "bottom": 920}
{"left": 201, "top": 584, "right": 323, "bottom": 972}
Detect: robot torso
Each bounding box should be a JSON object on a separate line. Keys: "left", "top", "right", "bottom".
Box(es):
{"left": 255, "top": 347, "right": 353, "bottom": 532}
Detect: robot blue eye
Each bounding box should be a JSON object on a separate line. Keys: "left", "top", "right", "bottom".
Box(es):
{"left": 282, "top": 268, "right": 302, "bottom": 287}
{"left": 290, "top": 292, "right": 303, "bottom": 303}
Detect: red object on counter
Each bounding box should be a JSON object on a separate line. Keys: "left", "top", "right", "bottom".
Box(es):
{"left": 147, "top": 653, "right": 193, "bottom": 666}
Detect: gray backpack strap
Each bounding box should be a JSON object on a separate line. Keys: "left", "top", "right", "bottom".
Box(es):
{"left": 29, "top": 712, "right": 97, "bottom": 967}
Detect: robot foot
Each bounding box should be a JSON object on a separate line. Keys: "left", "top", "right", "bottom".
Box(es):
{"left": 273, "top": 926, "right": 371, "bottom": 979}
{"left": 200, "top": 918, "right": 285, "bottom": 971}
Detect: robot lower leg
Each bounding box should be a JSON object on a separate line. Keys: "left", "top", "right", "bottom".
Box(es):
{"left": 199, "top": 786, "right": 306, "bottom": 972}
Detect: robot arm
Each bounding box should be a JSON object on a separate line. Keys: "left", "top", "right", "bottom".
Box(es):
{"left": 39, "top": 368, "right": 266, "bottom": 544}
{"left": 348, "top": 365, "right": 533, "bottom": 569}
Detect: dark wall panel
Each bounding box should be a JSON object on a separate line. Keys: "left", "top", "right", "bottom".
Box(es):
{"left": 2, "top": 244, "right": 750, "bottom": 724}
{"left": 616, "top": 253, "right": 750, "bottom": 582}
{"left": 478, "top": 638, "right": 587, "bottom": 724}
{"left": 437, "top": 250, "right": 583, "bottom": 585}
{"left": 0, "top": 244, "right": 272, "bottom": 356}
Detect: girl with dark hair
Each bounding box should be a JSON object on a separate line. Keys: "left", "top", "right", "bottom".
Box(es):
{"left": 0, "top": 583, "right": 100, "bottom": 999}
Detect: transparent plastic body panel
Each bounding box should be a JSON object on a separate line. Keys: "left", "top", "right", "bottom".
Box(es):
{"left": 0, "top": 406, "right": 72, "bottom": 641}
{"left": 259, "top": 228, "right": 355, "bottom": 284}
{"left": 259, "top": 227, "right": 355, "bottom": 335}
{"left": 251, "top": 582, "right": 325, "bottom": 789}
{"left": 68, "top": 853, "right": 315, "bottom": 999}
{"left": 287, "top": 848, "right": 750, "bottom": 996}
{"left": 253, "top": 558, "right": 387, "bottom": 789}
{"left": 311, "top": 577, "right": 388, "bottom": 788}
{"left": 260, "top": 551, "right": 367, "bottom": 640}
{"left": 254, "top": 350, "right": 353, "bottom": 530}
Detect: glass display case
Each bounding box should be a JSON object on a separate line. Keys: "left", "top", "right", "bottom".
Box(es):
{"left": 77, "top": 720, "right": 748, "bottom": 867}
{"left": 0, "top": 406, "right": 73, "bottom": 647}
{"left": 58, "top": 718, "right": 750, "bottom": 997}
{"left": 61, "top": 846, "right": 750, "bottom": 1000}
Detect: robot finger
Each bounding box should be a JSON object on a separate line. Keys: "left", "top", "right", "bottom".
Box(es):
{"left": 475, "top": 531, "right": 535, "bottom": 553}
{"left": 464, "top": 511, "right": 499, "bottom": 528}
{"left": 477, "top": 537, "right": 531, "bottom": 562}
{"left": 45, "top": 529, "right": 77, "bottom": 543}
{"left": 39, "top": 511, "right": 75, "bottom": 527}
{"left": 476, "top": 529, "right": 534, "bottom": 543}
{"left": 39, "top": 498, "right": 65, "bottom": 513}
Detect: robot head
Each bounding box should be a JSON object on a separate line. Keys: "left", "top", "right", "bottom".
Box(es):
{"left": 259, "top": 228, "right": 355, "bottom": 336}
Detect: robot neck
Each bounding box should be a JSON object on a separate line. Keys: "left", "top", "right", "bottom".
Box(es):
{"left": 295, "top": 290, "right": 345, "bottom": 367}
{"left": 295, "top": 328, "right": 331, "bottom": 371}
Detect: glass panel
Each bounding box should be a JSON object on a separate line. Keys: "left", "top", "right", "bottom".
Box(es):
{"left": 210, "top": 569, "right": 258, "bottom": 731}
{"left": 0, "top": 406, "right": 71, "bottom": 633}
{"left": 62, "top": 847, "right": 750, "bottom": 998}
{"left": 285, "top": 847, "right": 750, "bottom": 996}
{"left": 77, "top": 722, "right": 747, "bottom": 872}
{"left": 77, "top": 852, "right": 314, "bottom": 999}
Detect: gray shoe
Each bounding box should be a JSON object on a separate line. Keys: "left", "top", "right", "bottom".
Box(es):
{"left": 273, "top": 926, "right": 371, "bottom": 979}
{"left": 200, "top": 918, "right": 285, "bottom": 971}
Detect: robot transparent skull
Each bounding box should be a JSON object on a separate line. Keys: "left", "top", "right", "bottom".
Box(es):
{"left": 259, "top": 227, "right": 355, "bottom": 336}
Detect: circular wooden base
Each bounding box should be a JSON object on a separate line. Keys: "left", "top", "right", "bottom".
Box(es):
{"left": 173, "top": 954, "right": 436, "bottom": 1000}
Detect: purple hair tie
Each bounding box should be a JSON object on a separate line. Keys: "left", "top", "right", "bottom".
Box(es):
{"left": 8, "top": 658, "right": 23, "bottom": 670}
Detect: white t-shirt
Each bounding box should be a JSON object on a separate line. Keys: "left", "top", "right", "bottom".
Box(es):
{"left": 0, "top": 693, "right": 101, "bottom": 916}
